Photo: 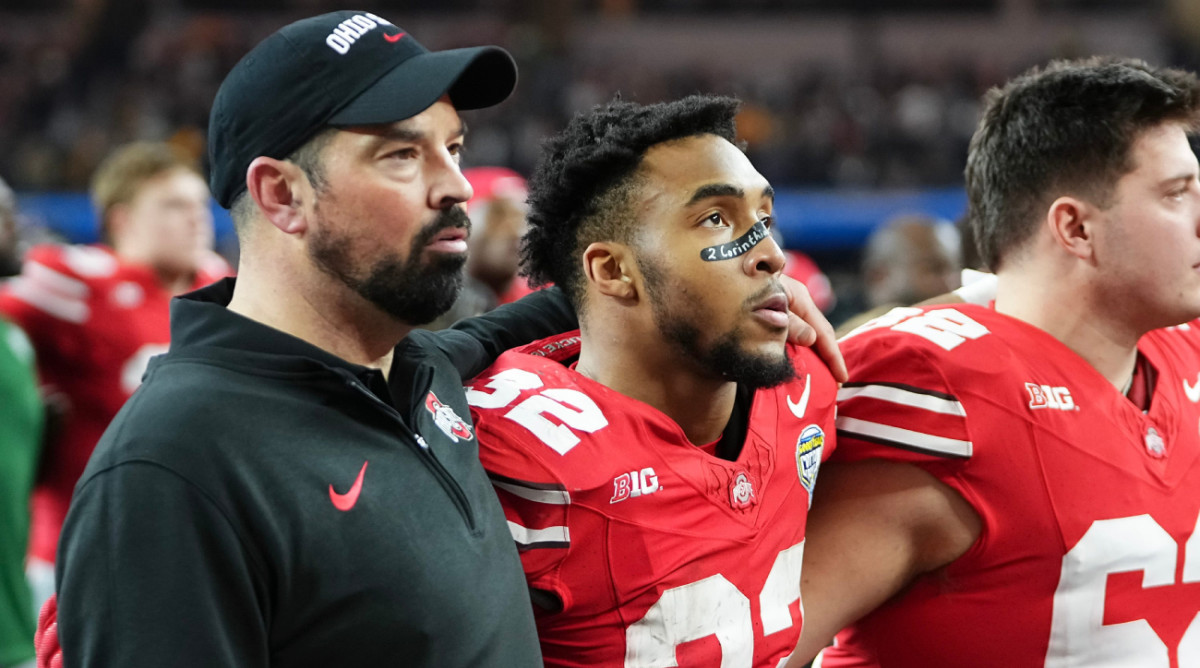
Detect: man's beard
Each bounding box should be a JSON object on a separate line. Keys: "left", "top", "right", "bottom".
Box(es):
{"left": 309, "top": 205, "right": 470, "bottom": 326}
{"left": 641, "top": 261, "right": 795, "bottom": 390}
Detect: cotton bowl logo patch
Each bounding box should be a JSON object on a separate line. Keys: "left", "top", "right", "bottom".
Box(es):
{"left": 796, "top": 425, "right": 825, "bottom": 507}
{"left": 425, "top": 391, "right": 473, "bottom": 442}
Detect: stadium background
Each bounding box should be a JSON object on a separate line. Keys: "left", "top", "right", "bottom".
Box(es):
{"left": 1, "top": 0, "right": 1196, "bottom": 324}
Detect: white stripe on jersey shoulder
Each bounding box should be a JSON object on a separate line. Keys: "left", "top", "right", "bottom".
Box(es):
{"left": 487, "top": 472, "right": 571, "bottom": 504}
{"left": 7, "top": 276, "right": 89, "bottom": 323}
{"left": 25, "top": 260, "right": 90, "bottom": 298}
{"left": 491, "top": 480, "right": 572, "bottom": 505}
{"left": 507, "top": 521, "right": 570, "bottom": 549}
{"left": 838, "top": 382, "right": 965, "bottom": 417}
{"left": 836, "top": 415, "right": 973, "bottom": 458}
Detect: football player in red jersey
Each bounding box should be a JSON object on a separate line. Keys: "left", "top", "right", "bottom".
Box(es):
{"left": 0, "top": 142, "right": 230, "bottom": 609}
{"left": 790, "top": 58, "right": 1200, "bottom": 667}
{"left": 466, "top": 95, "right": 844, "bottom": 667}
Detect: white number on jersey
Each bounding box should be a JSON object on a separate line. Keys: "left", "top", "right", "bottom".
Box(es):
{"left": 120, "top": 343, "right": 169, "bottom": 395}
{"left": 465, "top": 368, "right": 609, "bottom": 455}
{"left": 1047, "top": 512, "right": 1200, "bottom": 667}
{"left": 890, "top": 308, "right": 990, "bottom": 351}
{"left": 841, "top": 307, "right": 991, "bottom": 350}
{"left": 624, "top": 542, "right": 805, "bottom": 667}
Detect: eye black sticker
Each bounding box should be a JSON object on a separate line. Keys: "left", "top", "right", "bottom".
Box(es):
{"left": 700, "top": 219, "right": 769, "bottom": 262}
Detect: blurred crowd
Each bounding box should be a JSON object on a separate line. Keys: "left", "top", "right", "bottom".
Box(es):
{"left": 0, "top": 8, "right": 1015, "bottom": 194}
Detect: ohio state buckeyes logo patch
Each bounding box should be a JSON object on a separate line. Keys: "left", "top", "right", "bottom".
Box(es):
{"left": 728, "top": 471, "right": 758, "bottom": 510}
{"left": 425, "top": 391, "right": 473, "bottom": 443}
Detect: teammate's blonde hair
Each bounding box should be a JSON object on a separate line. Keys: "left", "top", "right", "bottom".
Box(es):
{"left": 90, "top": 142, "right": 202, "bottom": 242}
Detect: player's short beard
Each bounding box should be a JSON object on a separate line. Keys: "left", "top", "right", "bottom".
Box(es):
{"left": 640, "top": 260, "right": 795, "bottom": 389}
{"left": 309, "top": 205, "right": 470, "bottom": 326}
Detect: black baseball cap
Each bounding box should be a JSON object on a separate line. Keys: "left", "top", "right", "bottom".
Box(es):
{"left": 208, "top": 10, "right": 518, "bottom": 208}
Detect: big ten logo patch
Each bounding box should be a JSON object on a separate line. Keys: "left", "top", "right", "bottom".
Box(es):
{"left": 611, "top": 467, "right": 660, "bottom": 503}
{"left": 1026, "top": 383, "right": 1077, "bottom": 411}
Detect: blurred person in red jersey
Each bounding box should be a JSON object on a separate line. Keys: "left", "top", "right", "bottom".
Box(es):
{"left": 465, "top": 167, "right": 535, "bottom": 305}
{"left": 426, "top": 166, "right": 534, "bottom": 328}
{"left": 792, "top": 57, "right": 1200, "bottom": 668}
{"left": 0, "top": 142, "right": 231, "bottom": 611}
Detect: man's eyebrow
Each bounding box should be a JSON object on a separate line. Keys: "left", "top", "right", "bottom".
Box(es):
{"left": 686, "top": 183, "right": 744, "bottom": 206}
{"left": 1163, "top": 171, "right": 1196, "bottom": 185}
{"left": 370, "top": 121, "right": 468, "bottom": 143}
{"left": 685, "top": 183, "right": 774, "bottom": 206}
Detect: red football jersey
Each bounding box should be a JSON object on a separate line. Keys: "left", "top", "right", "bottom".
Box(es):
{"left": 0, "top": 244, "right": 230, "bottom": 563}
{"left": 823, "top": 305, "right": 1200, "bottom": 668}
{"left": 468, "top": 332, "right": 838, "bottom": 668}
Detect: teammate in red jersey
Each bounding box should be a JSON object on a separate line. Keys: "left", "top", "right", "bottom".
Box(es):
{"left": 466, "top": 95, "right": 843, "bottom": 667}
{"left": 0, "top": 142, "right": 230, "bottom": 607}
{"left": 790, "top": 58, "right": 1200, "bottom": 667}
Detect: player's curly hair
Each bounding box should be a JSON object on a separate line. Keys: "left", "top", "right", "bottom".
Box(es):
{"left": 522, "top": 94, "right": 740, "bottom": 308}
{"left": 966, "top": 57, "right": 1200, "bottom": 271}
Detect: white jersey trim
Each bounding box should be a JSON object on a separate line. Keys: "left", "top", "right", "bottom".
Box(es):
{"left": 25, "top": 260, "right": 90, "bottom": 298}
{"left": 836, "top": 415, "right": 973, "bottom": 458}
{"left": 492, "top": 480, "right": 572, "bottom": 505}
{"left": 507, "top": 521, "right": 570, "bottom": 547}
{"left": 7, "top": 276, "right": 89, "bottom": 323}
{"left": 838, "top": 383, "right": 966, "bottom": 417}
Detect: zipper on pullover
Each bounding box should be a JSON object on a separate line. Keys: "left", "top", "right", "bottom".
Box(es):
{"left": 341, "top": 374, "right": 477, "bottom": 532}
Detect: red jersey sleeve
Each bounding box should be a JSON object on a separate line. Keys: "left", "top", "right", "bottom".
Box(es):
{"left": 831, "top": 306, "right": 1000, "bottom": 516}
{"left": 0, "top": 245, "right": 92, "bottom": 332}
{"left": 470, "top": 379, "right": 575, "bottom": 608}
{"left": 0, "top": 245, "right": 103, "bottom": 394}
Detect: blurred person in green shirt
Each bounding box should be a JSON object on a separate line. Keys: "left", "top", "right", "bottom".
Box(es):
{"left": 0, "top": 176, "right": 43, "bottom": 668}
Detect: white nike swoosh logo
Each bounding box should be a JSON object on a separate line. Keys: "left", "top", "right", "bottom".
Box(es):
{"left": 1185, "top": 375, "right": 1200, "bottom": 403}
{"left": 787, "top": 374, "right": 812, "bottom": 419}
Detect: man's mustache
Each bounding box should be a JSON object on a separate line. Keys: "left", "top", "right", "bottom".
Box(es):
{"left": 414, "top": 205, "right": 472, "bottom": 248}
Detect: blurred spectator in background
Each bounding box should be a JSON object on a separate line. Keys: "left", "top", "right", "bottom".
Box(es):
{"left": 464, "top": 167, "right": 534, "bottom": 305}
{"left": 426, "top": 166, "right": 533, "bottom": 329}
{"left": 835, "top": 213, "right": 960, "bottom": 335}
{"left": 0, "top": 176, "right": 42, "bottom": 668}
{"left": 773, "top": 227, "right": 837, "bottom": 314}
{"left": 0, "top": 142, "right": 230, "bottom": 612}
{"left": 0, "top": 185, "right": 21, "bottom": 280}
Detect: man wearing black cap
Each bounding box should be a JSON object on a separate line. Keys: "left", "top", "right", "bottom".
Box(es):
{"left": 49, "top": 11, "right": 572, "bottom": 667}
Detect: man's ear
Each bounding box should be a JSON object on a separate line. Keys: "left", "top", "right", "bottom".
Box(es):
{"left": 246, "top": 157, "right": 311, "bottom": 235}
{"left": 583, "top": 242, "right": 639, "bottom": 301}
{"left": 1046, "top": 195, "right": 1096, "bottom": 261}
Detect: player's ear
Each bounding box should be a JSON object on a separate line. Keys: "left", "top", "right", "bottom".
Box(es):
{"left": 1046, "top": 196, "right": 1094, "bottom": 260}
{"left": 246, "top": 156, "right": 310, "bottom": 235}
{"left": 583, "top": 242, "right": 639, "bottom": 301}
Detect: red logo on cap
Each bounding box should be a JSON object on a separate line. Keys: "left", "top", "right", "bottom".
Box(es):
{"left": 383, "top": 31, "right": 406, "bottom": 43}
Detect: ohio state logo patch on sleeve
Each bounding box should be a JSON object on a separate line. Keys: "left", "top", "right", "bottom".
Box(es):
{"left": 425, "top": 391, "right": 474, "bottom": 442}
